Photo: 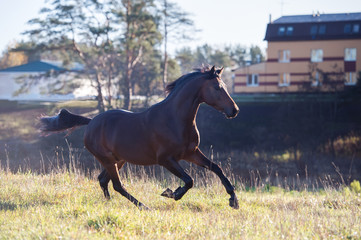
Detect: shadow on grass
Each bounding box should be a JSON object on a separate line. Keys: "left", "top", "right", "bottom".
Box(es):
{"left": 0, "top": 201, "right": 20, "bottom": 211}
{"left": 151, "top": 200, "right": 213, "bottom": 213}
{"left": 0, "top": 200, "right": 55, "bottom": 211}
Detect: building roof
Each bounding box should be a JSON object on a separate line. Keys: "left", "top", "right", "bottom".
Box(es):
{"left": 0, "top": 61, "right": 65, "bottom": 73}
{"left": 273, "top": 12, "right": 361, "bottom": 24}
{"left": 265, "top": 12, "right": 361, "bottom": 42}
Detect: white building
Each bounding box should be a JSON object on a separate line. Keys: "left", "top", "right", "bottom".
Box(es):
{"left": 0, "top": 60, "right": 96, "bottom": 101}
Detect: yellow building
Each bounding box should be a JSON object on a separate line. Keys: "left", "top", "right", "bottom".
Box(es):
{"left": 233, "top": 13, "right": 361, "bottom": 94}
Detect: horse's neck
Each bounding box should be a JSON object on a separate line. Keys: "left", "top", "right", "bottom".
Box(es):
{"left": 165, "top": 81, "right": 202, "bottom": 123}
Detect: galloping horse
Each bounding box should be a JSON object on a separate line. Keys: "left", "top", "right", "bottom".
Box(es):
{"left": 40, "top": 66, "right": 240, "bottom": 210}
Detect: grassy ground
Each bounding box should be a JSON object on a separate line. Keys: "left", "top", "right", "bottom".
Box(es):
{"left": 0, "top": 108, "right": 43, "bottom": 141}
{"left": 1, "top": 100, "right": 360, "bottom": 239}
{"left": 0, "top": 168, "right": 360, "bottom": 240}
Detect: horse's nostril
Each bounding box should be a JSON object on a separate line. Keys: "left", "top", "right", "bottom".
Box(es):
{"left": 225, "top": 107, "right": 239, "bottom": 119}
{"left": 232, "top": 107, "right": 239, "bottom": 117}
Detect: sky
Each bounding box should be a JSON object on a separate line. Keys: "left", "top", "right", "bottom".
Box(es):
{"left": 0, "top": 0, "right": 361, "bottom": 56}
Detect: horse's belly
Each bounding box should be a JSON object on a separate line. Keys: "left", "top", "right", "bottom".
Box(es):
{"left": 113, "top": 145, "right": 157, "bottom": 166}
{"left": 108, "top": 133, "right": 157, "bottom": 166}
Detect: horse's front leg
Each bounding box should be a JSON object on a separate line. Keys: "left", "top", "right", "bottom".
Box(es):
{"left": 187, "top": 149, "right": 239, "bottom": 209}
{"left": 159, "top": 158, "right": 193, "bottom": 201}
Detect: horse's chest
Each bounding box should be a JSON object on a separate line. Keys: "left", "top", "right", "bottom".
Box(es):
{"left": 179, "top": 127, "right": 199, "bottom": 156}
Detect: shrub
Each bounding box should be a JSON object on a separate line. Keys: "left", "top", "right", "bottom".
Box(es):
{"left": 350, "top": 180, "right": 361, "bottom": 193}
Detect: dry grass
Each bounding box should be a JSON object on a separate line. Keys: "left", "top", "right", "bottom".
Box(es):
{"left": 1, "top": 101, "right": 360, "bottom": 239}
{"left": 0, "top": 166, "right": 360, "bottom": 240}
{"left": 0, "top": 108, "right": 44, "bottom": 141}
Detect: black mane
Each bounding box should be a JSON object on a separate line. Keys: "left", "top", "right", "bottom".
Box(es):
{"left": 165, "top": 66, "right": 214, "bottom": 95}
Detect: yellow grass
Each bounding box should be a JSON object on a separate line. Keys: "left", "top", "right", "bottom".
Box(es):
{"left": 0, "top": 169, "right": 360, "bottom": 240}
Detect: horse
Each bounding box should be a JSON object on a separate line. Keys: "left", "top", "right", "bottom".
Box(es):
{"left": 40, "top": 66, "right": 240, "bottom": 210}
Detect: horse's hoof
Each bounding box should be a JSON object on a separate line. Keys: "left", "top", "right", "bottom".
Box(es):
{"left": 138, "top": 203, "right": 151, "bottom": 211}
{"left": 229, "top": 196, "right": 239, "bottom": 209}
{"left": 173, "top": 187, "right": 185, "bottom": 201}
{"left": 161, "top": 188, "right": 174, "bottom": 198}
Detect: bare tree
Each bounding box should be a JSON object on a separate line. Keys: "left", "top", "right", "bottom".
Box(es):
{"left": 158, "top": 0, "right": 195, "bottom": 91}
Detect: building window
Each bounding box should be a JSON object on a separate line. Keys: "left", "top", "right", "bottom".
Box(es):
{"left": 319, "top": 25, "right": 326, "bottom": 34}
{"left": 310, "top": 25, "right": 318, "bottom": 35}
{"left": 278, "top": 27, "right": 285, "bottom": 36}
{"left": 311, "top": 49, "right": 323, "bottom": 62}
{"left": 345, "top": 72, "right": 357, "bottom": 85}
{"left": 353, "top": 24, "right": 360, "bottom": 33}
{"left": 247, "top": 74, "right": 259, "bottom": 86}
{"left": 286, "top": 26, "right": 294, "bottom": 36}
{"left": 279, "top": 73, "right": 290, "bottom": 87}
{"left": 278, "top": 50, "right": 290, "bottom": 62}
{"left": 344, "top": 23, "right": 360, "bottom": 34}
{"left": 344, "top": 24, "right": 352, "bottom": 33}
{"left": 345, "top": 48, "right": 357, "bottom": 61}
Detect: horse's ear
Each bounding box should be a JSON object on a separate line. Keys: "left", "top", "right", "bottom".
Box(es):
{"left": 217, "top": 67, "right": 224, "bottom": 76}
{"left": 209, "top": 66, "right": 216, "bottom": 77}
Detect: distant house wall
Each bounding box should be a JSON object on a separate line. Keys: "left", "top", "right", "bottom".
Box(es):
{"left": 0, "top": 72, "right": 52, "bottom": 100}
{"left": 0, "top": 72, "right": 18, "bottom": 99}
{"left": 0, "top": 61, "right": 97, "bottom": 101}
{"left": 233, "top": 13, "right": 361, "bottom": 94}
{"left": 234, "top": 39, "right": 361, "bottom": 93}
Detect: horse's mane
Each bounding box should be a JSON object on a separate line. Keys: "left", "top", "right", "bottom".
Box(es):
{"left": 165, "top": 65, "right": 213, "bottom": 95}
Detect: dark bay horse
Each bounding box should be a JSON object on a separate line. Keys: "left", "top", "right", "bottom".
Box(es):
{"left": 40, "top": 66, "right": 239, "bottom": 210}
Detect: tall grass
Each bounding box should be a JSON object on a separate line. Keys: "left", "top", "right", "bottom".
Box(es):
{"left": 0, "top": 147, "right": 361, "bottom": 239}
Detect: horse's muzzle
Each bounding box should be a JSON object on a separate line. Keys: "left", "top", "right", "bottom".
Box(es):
{"left": 225, "top": 106, "right": 239, "bottom": 119}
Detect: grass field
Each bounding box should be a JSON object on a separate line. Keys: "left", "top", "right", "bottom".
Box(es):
{"left": 0, "top": 100, "right": 360, "bottom": 239}
{"left": 0, "top": 167, "right": 360, "bottom": 240}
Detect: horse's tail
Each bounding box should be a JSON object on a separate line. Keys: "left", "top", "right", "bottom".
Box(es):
{"left": 40, "top": 109, "right": 91, "bottom": 133}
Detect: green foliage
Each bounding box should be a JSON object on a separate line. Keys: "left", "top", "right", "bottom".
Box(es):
{"left": 175, "top": 44, "right": 265, "bottom": 73}
{"left": 54, "top": 100, "right": 98, "bottom": 110}
{"left": 350, "top": 180, "right": 361, "bottom": 193}
{"left": 264, "top": 184, "right": 285, "bottom": 193}
{"left": 249, "top": 45, "right": 265, "bottom": 64}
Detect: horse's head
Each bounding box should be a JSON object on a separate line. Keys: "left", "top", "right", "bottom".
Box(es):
{"left": 200, "top": 66, "right": 239, "bottom": 119}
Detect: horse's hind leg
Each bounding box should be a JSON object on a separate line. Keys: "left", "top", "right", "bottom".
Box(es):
{"left": 187, "top": 149, "right": 239, "bottom": 209}
{"left": 98, "top": 169, "right": 111, "bottom": 199}
{"left": 98, "top": 161, "right": 125, "bottom": 199}
{"left": 103, "top": 162, "right": 150, "bottom": 210}
{"left": 160, "top": 159, "right": 193, "bottom": 201}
